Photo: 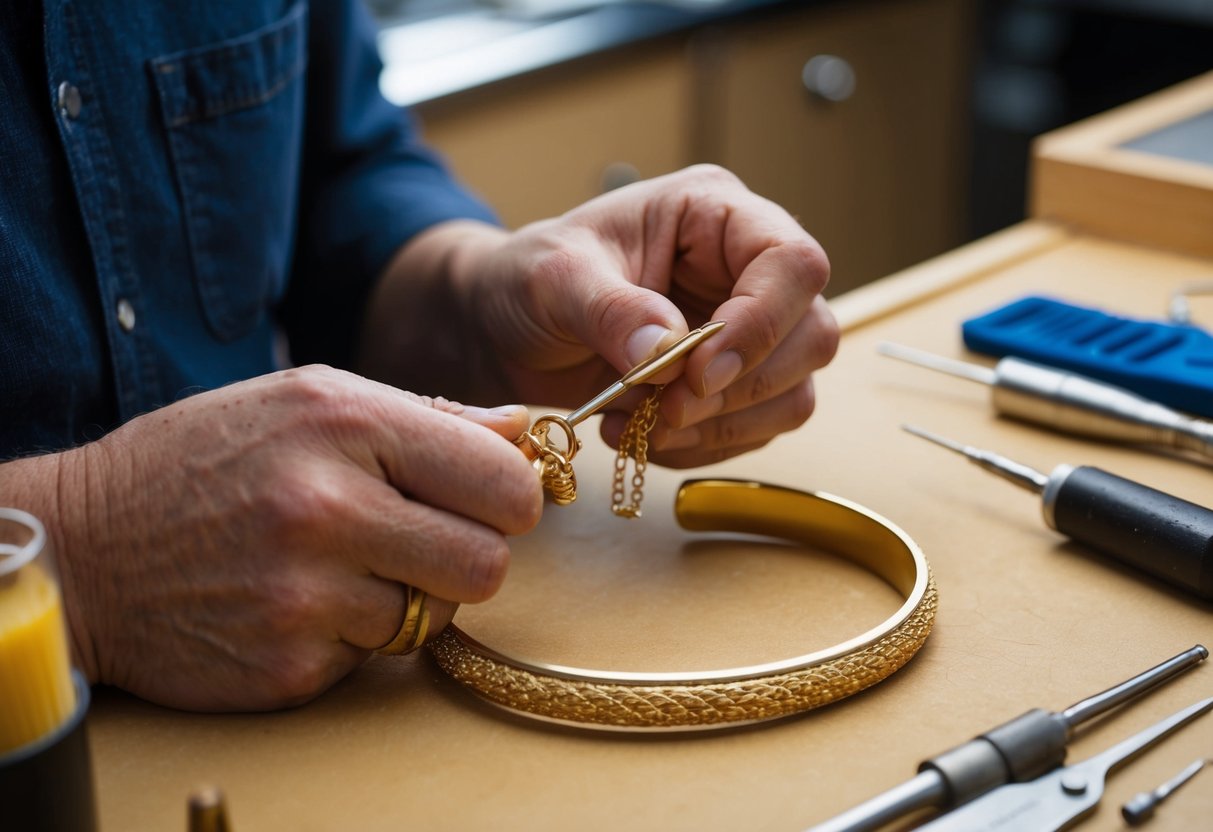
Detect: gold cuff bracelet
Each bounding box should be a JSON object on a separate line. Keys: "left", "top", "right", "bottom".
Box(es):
{"left": 430, "top": 479, "right": 937, "bottom": 731}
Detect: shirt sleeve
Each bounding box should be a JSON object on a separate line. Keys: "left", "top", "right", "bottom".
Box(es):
{"left": 281, "top": 0, "right": 498, "bottom": 368}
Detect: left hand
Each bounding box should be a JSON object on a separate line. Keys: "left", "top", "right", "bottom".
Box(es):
{"left": 459, "top": 165, "right": 839, "bottom": 467}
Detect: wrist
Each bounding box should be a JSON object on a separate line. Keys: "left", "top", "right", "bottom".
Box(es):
{"left": 358, "top": 219, "right": 513, "bottom": 401}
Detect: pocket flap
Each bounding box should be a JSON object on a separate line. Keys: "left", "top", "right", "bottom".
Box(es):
{"left": 151, "top": 2, "right": 307, "bottom": 128}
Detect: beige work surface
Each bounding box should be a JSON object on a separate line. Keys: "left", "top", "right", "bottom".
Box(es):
{"left": 90, "top": 224, "right": 1213, "bottom": 831}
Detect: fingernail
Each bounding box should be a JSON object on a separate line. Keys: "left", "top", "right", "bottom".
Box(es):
{"left": 702, "top": 351, "right": 742, "bottom": 397}
{"left": 626, "top": 325, "right": 673, "bottom": 366}
{"left": 463, "top": 404, "right": 528, "bottom": 420}
{"left": 679, "top": 392, "right": 724, "bottom": 426}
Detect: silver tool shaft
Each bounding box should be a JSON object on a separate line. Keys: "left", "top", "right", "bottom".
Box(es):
{"left": 1121, "top": 757, "right": 1207, "bottom": 826}
{"left": 1059, "top": 646, "right": 1210, "bottom": 734}
{"left": 564, "top": 321, "right": 725, "bottom": 427}
{"left": 878, "top": 342, "right": 1213, "bottom": 458}
{"left": 901, "top": 425, "right": 1049, "bottom": 494}
{"left": 805, "top": 646, "right": 1207, "bottom": 832}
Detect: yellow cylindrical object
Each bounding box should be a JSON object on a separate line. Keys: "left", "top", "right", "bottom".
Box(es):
{"left": 0, "top": 508, "right": 76, "bottom": 755}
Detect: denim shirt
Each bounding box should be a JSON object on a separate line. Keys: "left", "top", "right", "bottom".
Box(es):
{"left": 0, "top": 0, "right": 496, "bottom": 458}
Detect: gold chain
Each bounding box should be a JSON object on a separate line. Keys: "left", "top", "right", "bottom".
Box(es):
{"left": 611, "top": 386, "right": 663, "bottom": 518}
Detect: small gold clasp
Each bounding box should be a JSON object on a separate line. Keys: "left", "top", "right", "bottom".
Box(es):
{"left": 518, "top": 321, "right": 726, "bottom": 506}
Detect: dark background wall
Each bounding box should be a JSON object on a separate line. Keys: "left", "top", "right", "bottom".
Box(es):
{"left": 969, "top": 0, "right": 1213, "bottom": 237}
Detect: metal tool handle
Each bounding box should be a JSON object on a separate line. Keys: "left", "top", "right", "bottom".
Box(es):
{"left": 915, "top": 698, "right": 1213, "bottom": 832}
{"left": 992, "top": 358, "right": 1213, "bottom": 458}
{"left": 1042, "top": 466, "right": 1213, "bottom": 600}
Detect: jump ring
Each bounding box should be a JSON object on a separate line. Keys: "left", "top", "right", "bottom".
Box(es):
{"left": 529, "top": 414, "right": 580, "bottom": 463}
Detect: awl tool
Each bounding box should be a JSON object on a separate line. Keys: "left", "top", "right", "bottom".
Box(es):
{"left": 877, "top": 342, "right": 1213, "bottom": 460}
{"left": 807, "top": 646, "right": 1208, "bottom": 832}
{"left": 902, "top": 425, "right": 1213, "bottom": 600}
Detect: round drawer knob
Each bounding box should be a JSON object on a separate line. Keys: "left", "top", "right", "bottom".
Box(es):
{"left": 802, "top": 55, "right": 856, "bottom": 102}
{"left": 600, "top": 161, "right": 642, "bottom": 193}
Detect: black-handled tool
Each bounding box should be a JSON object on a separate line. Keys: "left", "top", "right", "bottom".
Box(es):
{"left": 902, "top": 425, "right": 1213, "bottom": 600}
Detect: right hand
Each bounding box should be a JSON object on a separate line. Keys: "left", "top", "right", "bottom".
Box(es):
{"left": 43, "top": 365, "right": 541, "bottom": 711}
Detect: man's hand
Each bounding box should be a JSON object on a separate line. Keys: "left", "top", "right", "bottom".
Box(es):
{"left": 362, "top": 165, "right": 839, "bottom": 468}
{"left": 17, "top": 366, "right": 540, "bottom": 711}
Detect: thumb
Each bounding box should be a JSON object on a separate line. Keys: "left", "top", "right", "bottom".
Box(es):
{"left": 555, "top": 263, "right": 689, "bottom": 379}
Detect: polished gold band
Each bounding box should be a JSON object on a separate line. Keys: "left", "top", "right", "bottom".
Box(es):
{"left": 431, "top": 478, "right": 937, "bottom": 731}
{"left": 376, "top": 585, "right": 431, "bottom": 656}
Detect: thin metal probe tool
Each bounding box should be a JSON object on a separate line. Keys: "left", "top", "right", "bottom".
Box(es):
{"left": 901, "top": 425, "right": 1213, "bottom": 600}
{"left": 877, "top": 342, "right": 1213, "bottom": 459}
{"left": 565, "top": 320, "right": 726, "bottom": 428}
{"left": 1122, "top": 758, "right": 1207, "bottom": 826}
{"left": 806, "top": 646, "right": 1208, "bottom": 832}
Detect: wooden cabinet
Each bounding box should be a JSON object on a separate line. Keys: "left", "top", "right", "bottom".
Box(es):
{"left": 414, "top": 0, "right": 973, "bottom": 294}
{"left": 415, "top": 43, "right": 693, "bottom": 231}
{"left": 693, "top": 0, "right": 973, "bottom": 295}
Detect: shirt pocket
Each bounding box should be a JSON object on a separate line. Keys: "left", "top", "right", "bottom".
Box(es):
{"left": 150, "top": 2, "right": 307, "bottom": 342}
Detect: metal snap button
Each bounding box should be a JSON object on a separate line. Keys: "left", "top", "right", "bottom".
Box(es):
{"left": 57, "top": 82, "right": 82, "bottom": 119}
{"left": 116, "top": 298, "right": 136, "bottom": 332}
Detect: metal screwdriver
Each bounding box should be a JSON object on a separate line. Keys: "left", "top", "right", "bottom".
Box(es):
{"left": 902, "top": 425, "right": 1213, "bottom": 601}
{"left": 878, "top": 342, "right": 1213, "bottom": 460}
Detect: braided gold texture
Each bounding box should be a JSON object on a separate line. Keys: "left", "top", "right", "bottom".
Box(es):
{"left": 430, "top": 479, "right": 937, "bottom": 731}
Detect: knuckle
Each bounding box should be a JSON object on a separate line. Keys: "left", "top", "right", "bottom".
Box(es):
{"left": 278, "top": 364, "right": 343, "bottom": 399}
{"left": 277, "top": 365, "right": 374, "bottom": 427}
{"left": 780, "top": 239, "right": 831, "bottom": 298}
{"left": 811, "top": 303, "right": 841, "bottom": 366}
{"left": 259, "top": 473, "right": 347, "bottom": 542}
{"left": 786, "top": 381, "right": 817, "bottom": 427}
{"left": 261, "top": 576, "right": 324, "bottom": 641}
{"left": 531, "top": 245, "right": 589, "bottom": 287}
{"left": 585, "top": 283, "right": 636, "bottom": 339}
{"left": 682, "top": 163, "right": 740, "bottom": 188}
{"left": 706, "top": 415, "right": 740, "bottom": 450}
{"left": 745, "top": 366, "right": 774, "bottom": 404}
{"left": 263, "top": 650, "right": 333, "bottom": 707}
{"left": 733, "top": 300, "right": 783, "bottom": 356}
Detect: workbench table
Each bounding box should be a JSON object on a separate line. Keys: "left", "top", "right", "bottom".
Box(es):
{"left": 87, "top": 77, "right": 1213, "bottom": 832}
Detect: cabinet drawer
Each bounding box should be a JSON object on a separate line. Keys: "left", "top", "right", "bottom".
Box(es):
{"left": 694, "top": 0, "right": 972, "bottom": 295}
{"left": 416, "top": 42, "right": 691, "bottom": 229}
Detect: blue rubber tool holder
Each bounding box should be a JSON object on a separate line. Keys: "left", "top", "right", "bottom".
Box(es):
{"left": 962, "top": 296, "right": 1213, "bottom": 418}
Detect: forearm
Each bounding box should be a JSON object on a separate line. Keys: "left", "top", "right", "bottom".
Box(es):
{"left": 356, "top": 219, "right": 513, "bottom": 404}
